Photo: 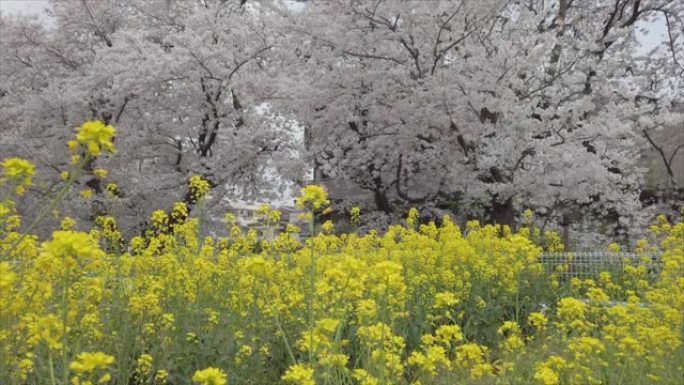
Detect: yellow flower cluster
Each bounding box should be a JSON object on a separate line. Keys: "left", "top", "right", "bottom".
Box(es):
{"left": 295, "top": 185, "right": 330, "bottom": 210}
{"left": 192, "top": 367, "right": 227, "bottom": 385}
{"left": 350, "top": 206, "right": 361, "bottom": 225}
{"left": 528, "top": 311, "right": 548, "bottom": 333}
{"left": 0, "top": 157, "right": 35, "bottom": 196}
{"left": 282, "top": 364, "right": 315, "bottom": 385}
{"left": 69, "top": 351, "right": 114, "bottom": 385}
{"left": 69, "top": 121, "right": 116, "bottom": 157}
{"left": 105, "top": 183, "right": 119, "bottom": 197}
{"left": 69, "top": 352, "right": 114, "bottom": 374}
{"left": 1, "top": 175, "right": 683, "bottom": 384}
{"left": 188, "top": 175, "right": 211, "bottom": 202}
{"left": 406, "top": 207, "right": 419, "bottom": 228}
{"left": 135, "top": 354, "right": 154, "bottom": 378}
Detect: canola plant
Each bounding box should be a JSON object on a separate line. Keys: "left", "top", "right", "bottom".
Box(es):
{"left": 0, "top": 122, "right": 682, "bottom": 385}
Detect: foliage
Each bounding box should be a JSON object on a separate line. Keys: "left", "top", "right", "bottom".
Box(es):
{"left": 2, "top": 1, "right": 683, "bottom": 238}
{"left": 1, "top": 130, "right": 683, "bottom": 384}
{"left": 278, "top": 0, "right": 684, "bottom": 233}
{"left": 0, "top": 0, "right": 304, "bottom": 235}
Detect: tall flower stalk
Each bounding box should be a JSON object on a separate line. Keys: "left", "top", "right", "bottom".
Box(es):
{"left": 294, "top": 185, "right": 330, "bottom": 367}
{"left": 1, "top": 121, "right": 116, "bottom": 260}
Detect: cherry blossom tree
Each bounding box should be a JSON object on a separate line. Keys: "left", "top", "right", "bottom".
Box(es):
{"left": 276, "top": 0, "right": 684, "bottom": 240}
{"left": 1, "top": 0, "right": 304, "bottom": 234}
{"left": 2, "top": 0, "right": 683, "bottom": 242}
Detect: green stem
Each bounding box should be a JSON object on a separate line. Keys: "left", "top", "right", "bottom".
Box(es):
{"left": 274, "top": 314, "right": 297, "bottom": 366}
{"left": 1, "top": 156, "right": 90, "bottom": 260}
{"left": 62, "top": 267, "right": 71, "bottom": 385}
{"left": 308, "top": 211, "right": 315, "bottom": 366}
{"left": 515, "top": 277, "right": 520, "bottom": 323}
{"left": 381, "top": 272, "right": 390, "bottom": 385}
{"left": 617, "top": 359, "right": 627, "bottom": 385}
{"left": 48, "top": 349, "right": 58, "bottom": 385}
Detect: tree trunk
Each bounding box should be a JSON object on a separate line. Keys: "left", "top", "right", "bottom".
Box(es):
{"left": 560, "top": 214, "right": 572, "bottom": 251}
{"left": 373, "top": 188, "right": 392, "bottom": 214}
{"left": 492, "top": 197, "right": 515, "bottom": 228}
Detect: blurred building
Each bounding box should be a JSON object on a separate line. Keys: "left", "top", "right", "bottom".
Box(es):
{"left": 225, "top": 202, "right": 308, "bottom": 239}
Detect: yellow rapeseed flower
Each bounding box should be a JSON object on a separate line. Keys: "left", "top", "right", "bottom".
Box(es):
{"left": 151, "top": 210, "right": 169, "bottom": 230}
{"left": 528, "top": 312, "right": 548, "bottom": 332}
{"left": 295, "top": 185, "right": 330, "bottom": 210}
{"left": 93, "top": 169, "right": 108, "bottom": 179}
{"left": 0, "top": 157, "right": 35, "bottom": 187}
{"left": 60, "top": 217, "right": 77, "bottom": 230}
{"left": 350, "top": 206, "right": 361, "bottom": 225}
{"left": 80, "top": 189, "right": 94, "bottom": 200}
{"left": 17, "top": 356, "right": 34, "bottom": 380}
{"left": 435, "top": 324, "right": 463, "bottom": 345}
{"left": 26, "top": 314, "right": 64, "bottom": 350}
{"left": 534, "top": 366, "right": 559, "bottom": 385}
{"left": 75, "top": 121, "right": 116, "bottom": 156}
{"left": 69, "top": 352, "right": 115, "bottom": 374}
{"left": 282, "top": 364, "right": 315, "bottom": 385}
{"left": 171, "top": 202, "right": 188, "bottom": 221}
{"left": 321, "top": 220, "right": 334, "bottom": 234}
{"left": 136, "top": 354, "right": 154, "bottom": 376}
{"left": 268, "top": 209, "right": 281, "bottom": 224}
{"left": 192, "top": 367, "right": 227, "bottom": 385}
{"left": 38, "top": 230, "right": 106, "bottom": 272}
{"left": 433, "top": 292, "right": 459, "bottom": 309}
{"left": 105, "top": 183, "right": 119, "bottom": 197}
{"left": 188, "top": 175, "right": 210, "bottom": 202}
{"left": 407, "top": 207, "right": 419, "bottom": 228}
{"left": 155, "top": 370, "right": 169, "bottom": 384}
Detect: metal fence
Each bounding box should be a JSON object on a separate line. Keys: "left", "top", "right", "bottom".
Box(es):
{"left": 539, "top": 251, "right": 662, "bottom": 279}
{"left": 4, "top": 250, "right": 663, "bottom": 280}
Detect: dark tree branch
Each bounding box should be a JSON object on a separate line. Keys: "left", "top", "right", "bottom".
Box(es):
{"left": 513, "top": 147, "right": 535, "bottom": 172}
{"left": 114, "top": 95, "right": 130, "bottom": 123}
{"left": 81, "top": 0, "right": 113, "bottom": 47}
{"left": 642, "top": 129, "right": 675, "bottom": 178}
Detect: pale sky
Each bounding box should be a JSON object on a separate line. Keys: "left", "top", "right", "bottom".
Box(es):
{"left": 0, "top": 0, "right": 50, "bottom": 16}
{"left": 0, "top": 0, "right": 669, "bottom": 56}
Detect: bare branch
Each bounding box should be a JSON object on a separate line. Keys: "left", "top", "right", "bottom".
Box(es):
{"left": 81, "top": 0, "right": 113, "bottom": 47}
{"left": 642, "top": 129, "right": 675, "bottom": 179}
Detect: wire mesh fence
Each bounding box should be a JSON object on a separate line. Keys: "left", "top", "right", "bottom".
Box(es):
{"left": 539, "top": 251, "right": 662, "bottom": 279}
{"left": 4, "top": 249, "right": 664, "bottom": 281}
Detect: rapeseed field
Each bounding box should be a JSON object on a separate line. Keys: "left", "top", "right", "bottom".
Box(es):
{"left": 1, "top": 122, "right": 682, "bottom": 385}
